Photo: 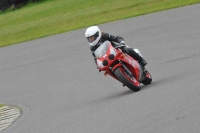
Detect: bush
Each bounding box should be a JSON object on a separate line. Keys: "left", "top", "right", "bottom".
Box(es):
{"left": 0, "top": 0, "right": 12, "bottom": 11}
{"left": 11, "top": 0, "right": 27, "bottom": 4}
{"left": 0, "top": 0, "right": 42, "bottom": 11}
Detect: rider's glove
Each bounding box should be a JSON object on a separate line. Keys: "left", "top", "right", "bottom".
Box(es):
{"left": 120, "top": 41, "right": 125, "bottom": 46}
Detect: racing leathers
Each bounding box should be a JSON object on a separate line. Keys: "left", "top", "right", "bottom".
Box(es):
{"left": 90, "top": 32, "right": 147, "bottom": 67}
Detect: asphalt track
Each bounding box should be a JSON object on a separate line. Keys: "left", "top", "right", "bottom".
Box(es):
{"left": 1, "top": 4, "right": 200, "bottom": 133}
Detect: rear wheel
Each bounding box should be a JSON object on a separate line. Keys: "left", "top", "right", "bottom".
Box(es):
{"left": 141, "top": 69, "right": 152, "bottom": 85}
{"left": 114, "top": 67, "right": 140, "bottom": 92}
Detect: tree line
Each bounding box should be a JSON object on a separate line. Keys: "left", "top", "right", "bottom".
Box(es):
{"left": 0, "top": 0, "right": 41, "bottom": 11}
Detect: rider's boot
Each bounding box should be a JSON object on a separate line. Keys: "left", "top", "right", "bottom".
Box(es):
{"left": 139, "top": 59, "right": 147, "bottom": 68}
{"left": 122, "top": 47, "right": 147, "bottom": 67}
{"left": 129, "top": 49, "right": 147, "bottom": 67}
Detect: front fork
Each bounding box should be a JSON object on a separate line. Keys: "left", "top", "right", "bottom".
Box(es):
{"left": 111, "top": 61, "right": 133, "bottom": 76}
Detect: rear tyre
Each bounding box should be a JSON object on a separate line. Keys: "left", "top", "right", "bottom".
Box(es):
{"left": 114, "top": 67, "right": 140, "bottom": 92}
{"left": 141, "top": 69, "right": 152, "bottom": 85}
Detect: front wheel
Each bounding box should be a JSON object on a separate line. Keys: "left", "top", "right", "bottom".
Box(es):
{"left": 114, "top": 67, "right": 140, "bottom": 92}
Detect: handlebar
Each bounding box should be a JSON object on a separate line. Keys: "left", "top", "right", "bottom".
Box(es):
{"left": 115, "top": 45, "right": 125, "bottom": 49}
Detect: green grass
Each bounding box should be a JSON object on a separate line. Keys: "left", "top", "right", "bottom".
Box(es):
{"left": 0, "top": 0, "right": 200, "bottom": 47}
{"left": 0, "top": 104, "right": 4, "bottom": 108}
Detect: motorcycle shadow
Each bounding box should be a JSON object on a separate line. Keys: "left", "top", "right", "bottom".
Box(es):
{"left": 140, "top": 83, "right": 153, "bottom": 91}
{"left": 88, "top": 90, "right": 134, "bottom": 106}
{"left": 88, "top": 83, "right": 155, "bottom": 106}
{"left": 105, "top": 90, "right": 134, "bottom": 100}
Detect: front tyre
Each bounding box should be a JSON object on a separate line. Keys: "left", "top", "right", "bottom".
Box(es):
{"left": 114, "top": 67, "right": 140, "bottom": 92}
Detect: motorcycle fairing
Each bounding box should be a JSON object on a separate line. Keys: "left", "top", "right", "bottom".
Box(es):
{"left": 94, "top": 40, "right": 142, "bottom": 82}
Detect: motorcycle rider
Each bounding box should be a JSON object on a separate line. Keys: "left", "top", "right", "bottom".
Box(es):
{"left": 85, "top": 26, "right": 147, "bottom": 68}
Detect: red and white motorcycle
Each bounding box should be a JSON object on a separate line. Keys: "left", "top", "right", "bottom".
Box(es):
{"left": 94, "top": 41, "right": 152, "bottom": 92}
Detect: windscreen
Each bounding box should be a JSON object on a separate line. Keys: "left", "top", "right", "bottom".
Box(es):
{"left": 94, "top": 41, "right": 110, "bottom": 58}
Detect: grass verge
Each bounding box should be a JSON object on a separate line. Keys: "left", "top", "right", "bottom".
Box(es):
{"left": 0, "top": 0, "right": 200, "bottom": 47}
{"left": 0, "top": 104, "right": 4, "bottom": 108}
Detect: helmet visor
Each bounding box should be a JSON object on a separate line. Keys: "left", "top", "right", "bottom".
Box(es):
{"left": 87, "top": 31, "right": 99, "bottom": 43}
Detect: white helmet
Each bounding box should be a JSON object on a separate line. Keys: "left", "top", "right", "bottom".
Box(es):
{"left": 85, "top": 26, "right": 101, "bottom": 46}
